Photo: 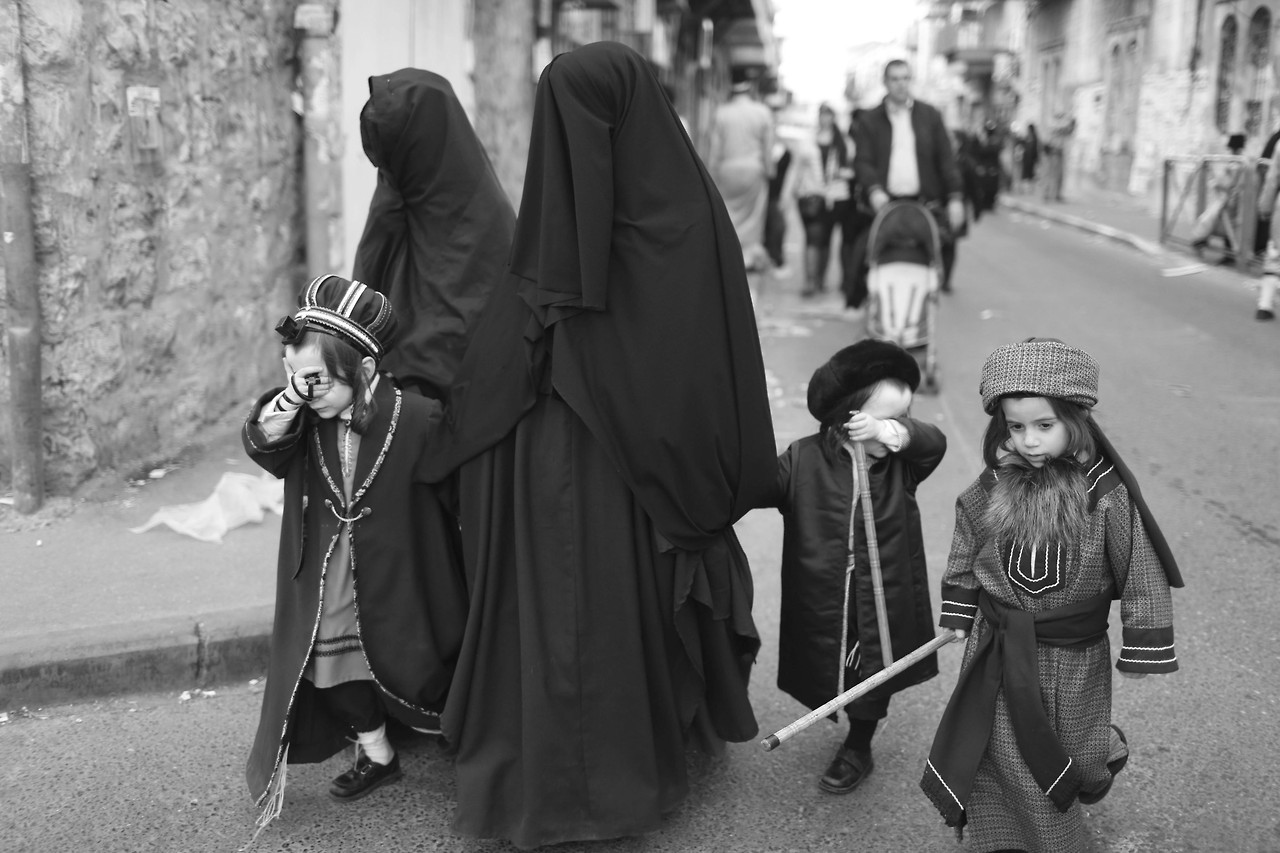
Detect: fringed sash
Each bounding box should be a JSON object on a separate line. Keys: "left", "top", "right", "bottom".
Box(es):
{"left": 921, "top": 590, "right": 1112, "bottom": 826}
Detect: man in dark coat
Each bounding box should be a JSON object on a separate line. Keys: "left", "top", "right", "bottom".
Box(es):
{"left": 848, "top": 60, "right": 965, "bottom": 300}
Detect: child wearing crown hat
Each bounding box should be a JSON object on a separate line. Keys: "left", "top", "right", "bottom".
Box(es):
{"left": 920, "top": 338, "right": 1183, "bottom": 852}
{"left": 763, "top": 339, "right": 947, "bottom": 794}
{"left": 242, "top": 275, "right": 468, "bottom": 835}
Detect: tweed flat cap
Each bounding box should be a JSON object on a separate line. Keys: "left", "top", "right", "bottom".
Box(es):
{"left": 807, "top": 339, "right": 921, "bottom": 424}
{"left": 979, "top": 337, "right": 1099, "bottom": 414}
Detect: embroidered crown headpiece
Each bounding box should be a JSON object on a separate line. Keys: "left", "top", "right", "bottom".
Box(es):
{"left": 979, "top": 337, "right": 1099, "bottom": 414}
{"left": 275, "top": 274, "right": 397, "bottom": 362}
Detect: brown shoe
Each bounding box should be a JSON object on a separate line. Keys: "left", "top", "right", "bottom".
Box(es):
{"left": 818, "top": 747, "right": 874, "bottom": 794}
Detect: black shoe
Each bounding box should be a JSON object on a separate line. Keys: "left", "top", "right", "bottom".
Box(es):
{"left": 818, "top": 747, "right": 874, "bottom": 794}
{"left": 329, "top": 752, "right": 403, "bottom": 802}
{"left": 1258, "top": 307, "right": 1276, "bottom": 321}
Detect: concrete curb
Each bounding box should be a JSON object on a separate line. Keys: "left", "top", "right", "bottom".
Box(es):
{"left": 999, "top": 196, "right": 1167, "bottom": 257}
{"left": 0, "top": 605, "right": 273, "bottom": 708}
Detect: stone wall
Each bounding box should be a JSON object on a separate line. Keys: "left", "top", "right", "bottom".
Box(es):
{"left": 0, "top": 0, "right": 305, "bottom": 492}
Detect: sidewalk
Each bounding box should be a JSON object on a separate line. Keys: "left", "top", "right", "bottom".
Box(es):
{"left": 998, "top": 182, "right": 1169, "bottom": 257}
{"left": 0, "top": 185, "right": 1195, "bottom": 711}
{"left": 0, "top": 408, "right": 278, "bottom": 708}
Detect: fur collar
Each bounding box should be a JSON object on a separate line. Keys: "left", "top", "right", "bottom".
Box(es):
{"left": 984, "top": 455, "right": 1090, "bottom": 548}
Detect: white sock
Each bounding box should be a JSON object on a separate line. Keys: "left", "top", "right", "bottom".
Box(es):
{"left": 355, "top": 724, "right": 394, "bottom": 765}
{"left": 1259, "top": 276, "right": 1277, "bottom": 312}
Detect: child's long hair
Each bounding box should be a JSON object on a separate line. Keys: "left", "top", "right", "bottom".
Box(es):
{"left": 818, "top": 380, "right": 907, "bottom": 465}
{"left": 299, "top": 330, "right": 378, "bottom": 434}
{"left": 981, "top": 393, "right": 1099, "bottom": 469}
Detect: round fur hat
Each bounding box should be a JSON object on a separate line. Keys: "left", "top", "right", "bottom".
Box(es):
{"left": 979, "top": 337, "right": 1099, "bottom": 414}
{"left": 807, "top": 339, "right": 920, "bottom": 424}
{"left": 275, "top": 274, "right": 399, "bottom": 362}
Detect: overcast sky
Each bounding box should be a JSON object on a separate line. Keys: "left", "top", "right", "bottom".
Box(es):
{"left": 773, "top": 0, "right": 917, "bottom": 104}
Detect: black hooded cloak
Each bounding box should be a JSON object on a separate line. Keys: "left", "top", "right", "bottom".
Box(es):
{"left": 433, "top": 42, "right": 776, "bottom": 848}
{"left": 352, "top": 69, "right": 516, "bottom": 399}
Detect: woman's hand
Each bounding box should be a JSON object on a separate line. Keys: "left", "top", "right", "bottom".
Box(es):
{"left": 1119, "top": 671, "right": 1147, "bottom": 680}
{"left": 952, "top": 629, "right": 968, "bottom": 641}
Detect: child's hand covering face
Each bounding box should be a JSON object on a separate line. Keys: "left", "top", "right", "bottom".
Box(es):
{"left": 282, "top": 356, "right": 333, "bottom": 401}
{"left": 845, "top": 380, "right": 913, "bottom": 458}
{"left": 284, "top": 343, "right": 354, "bottom": 418}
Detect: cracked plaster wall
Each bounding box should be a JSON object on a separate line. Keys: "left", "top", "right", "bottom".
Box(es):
{"left": 0, "top": 0, "right": 305, "bottom": 492}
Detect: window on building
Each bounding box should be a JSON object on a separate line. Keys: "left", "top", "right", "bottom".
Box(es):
{"left": 1246, "top": 7, "right": 1271, "bottom": 137}
{"left": 1216, "top": 15, "right": 1238, "bottom": 134}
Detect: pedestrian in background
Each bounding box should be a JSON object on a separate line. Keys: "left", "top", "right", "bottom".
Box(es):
{"left": 1017, "top": 122, "right": 1040, "bottom": 195}
{"left": 922, "top": 337, "right": 1183, "bottom": 853}
{"left": 1254, "top": 128, "right": 1280, "bottom": 319}
{"left": 1042, "top": 111, "right": 1075, "bottom": 202}
{"left": 765, "top": 131, "right": 793, "bottom": 272}
{"left": 1189, "top": 132, "right": 1246, "bottom": 262}
{"left": 763, "top": 340, "right": 946, "bottom": 795}
{"left": 709, "top": 69, "right": 776, "bottom": 271}
{"left": 852, "top": 60, "right": 965, "bottom": 296}
{"left": 972, "top": 120, "right": 1004, "bottom": 217}
{"left": 841, "top": 107, "right": 876, "bottom": 296}
{"left": 243, "top": 275, "right": 467, "bottom": 832}
{"left": 787, "top": 103, "right": 853, "bottom": 297}
{"left": 351, "top": 68, "right": 516, "bottom": 401}
{"left": 424, "top": 42, "right": 776, "bottom": 849}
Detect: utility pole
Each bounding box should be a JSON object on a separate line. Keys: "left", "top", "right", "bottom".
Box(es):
{"left": 1, "top": 0, "right": 43, "bottom": 513}
{"left": 472, "top": 0, "right": 537, "bottom": 207}
{"left": 295, "top": 2, "right": 340, "bottom": 278}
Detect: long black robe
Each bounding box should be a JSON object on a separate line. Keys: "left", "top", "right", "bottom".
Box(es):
{"left": 351, "top": 69, "right": 515, "bottom": 400}
{"left": 429, "top": 42, "right": 777, "bottom": 848}
{"left": 242, "top": 380, "right": 467, "bottom": 805}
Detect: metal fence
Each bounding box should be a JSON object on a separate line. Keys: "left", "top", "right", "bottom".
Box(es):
{"left": 1160, "top": 154, "right": 1269, "bottom": 272}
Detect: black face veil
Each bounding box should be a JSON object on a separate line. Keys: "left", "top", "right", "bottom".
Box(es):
{"left": 352, "top": 69, "right": 516, "bottom": 399}
{"left": 434, "top": 42, "right": 776, "bottom": 550}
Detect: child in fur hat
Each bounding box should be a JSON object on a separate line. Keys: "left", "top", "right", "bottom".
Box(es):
{"left": 242, "top": 275, "right": 468, "bottom": 835}
{"left": 765, "top": 339, "right": 947, "bottom": 794}
{"left": 920, "top": 337, "right": 1183, "bottom": 853}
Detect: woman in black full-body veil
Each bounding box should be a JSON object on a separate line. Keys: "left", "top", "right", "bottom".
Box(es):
{"left": 425, "top": 42, "right": 777, "bottom": 849}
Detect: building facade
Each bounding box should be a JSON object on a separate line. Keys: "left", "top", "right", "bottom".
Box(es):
{"left": 0, "top": 0, "right": 775, "bottom": 501}
{"left": 914, "top": 0, "right": 1280, "bottom": 204}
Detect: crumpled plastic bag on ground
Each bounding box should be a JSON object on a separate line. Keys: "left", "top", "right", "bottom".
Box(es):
{"left": 130, "top": 472, "right": 284, "bottom": 543}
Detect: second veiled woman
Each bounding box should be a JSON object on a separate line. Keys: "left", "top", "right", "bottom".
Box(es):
{"left": 352, "top": 68, "right": 516, "bottom": 400}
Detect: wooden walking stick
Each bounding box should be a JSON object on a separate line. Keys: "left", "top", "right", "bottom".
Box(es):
{"left": 850, "top": 439, "right": 894, "bottom": 668}
{"left": 761, "top": 630, "right": 958, "bottom": 751}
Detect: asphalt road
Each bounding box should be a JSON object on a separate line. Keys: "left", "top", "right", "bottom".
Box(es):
{"left": 1, "top": 210, "right": 1277, "bottom": 852}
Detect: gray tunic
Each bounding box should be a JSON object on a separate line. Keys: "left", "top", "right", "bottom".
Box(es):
{"left": 937, "top": 462, "right": 1176, "bottom": 853}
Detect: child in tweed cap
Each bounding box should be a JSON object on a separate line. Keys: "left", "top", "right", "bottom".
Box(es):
{"left": 921, "top": 337, "right": 1183, "bottom": 853}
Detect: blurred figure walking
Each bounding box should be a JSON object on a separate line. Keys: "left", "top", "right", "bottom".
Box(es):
{"left": 1017, "top": 123, "right": 1040, "bottom": 195}
{"left": 787, "top": 103, "right": 854, "bottom": 297}
{"left": 709, "top": 70, "right": 776, "bottom": 271}
{"left": 1042, "top": 112, "right": 1075, "bottom": 202}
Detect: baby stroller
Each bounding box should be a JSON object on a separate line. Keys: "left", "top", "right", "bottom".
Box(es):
{"left": 864, "top": 200, "right": 942, "bottom": 393}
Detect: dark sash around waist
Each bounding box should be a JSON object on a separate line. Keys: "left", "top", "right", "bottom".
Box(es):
{"left": 921, "top": 589, "right": 1112, "bottom": 827}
